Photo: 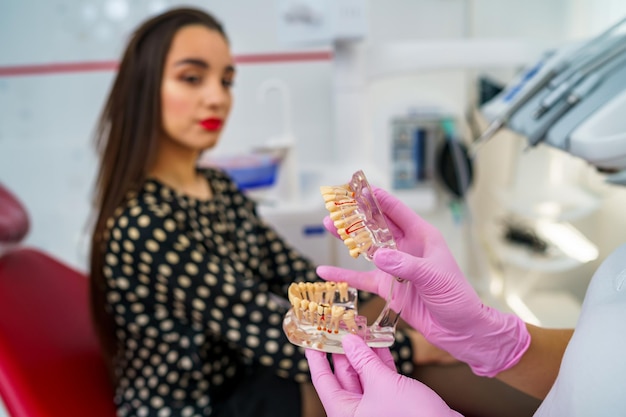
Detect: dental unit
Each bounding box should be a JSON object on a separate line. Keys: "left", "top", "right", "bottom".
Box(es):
{"left": 479, "top": 16, "right": 626, "bottom": 182}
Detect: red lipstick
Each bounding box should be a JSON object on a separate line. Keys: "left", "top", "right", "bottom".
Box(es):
{"left": 200, "top": 118, "right": 223, "bottom": 131}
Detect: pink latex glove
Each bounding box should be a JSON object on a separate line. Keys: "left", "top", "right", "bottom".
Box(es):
{"left": 306, "top": 334, "right": 463, "bottom": 417}
{"left": 318, "top": 187, "right": 530, "bottom": 377}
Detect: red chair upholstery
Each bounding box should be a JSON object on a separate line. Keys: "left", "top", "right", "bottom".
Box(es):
{"left": 0, "top": 183, "right": 116, "bottom": 417}
{"left": 0, "top": 184, "right": 29, "bottom": 245}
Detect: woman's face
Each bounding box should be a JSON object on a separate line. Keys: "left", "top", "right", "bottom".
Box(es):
{"left": 160, "top": 24, "right": 235, "bottom": 151}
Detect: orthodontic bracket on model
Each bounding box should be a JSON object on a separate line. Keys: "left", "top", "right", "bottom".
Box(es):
{"left": 282, "top": 170, "right": 408, "bottom": 353}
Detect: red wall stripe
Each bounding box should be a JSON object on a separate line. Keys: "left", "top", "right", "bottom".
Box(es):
{"left": 0, "top": 61, "right": 119, "bottom": 77}
{"left": 234, "top": 51, "right": 332, "bottom": 64}
{"left": 0, "top": 51, "right": 332, "bottom": 77}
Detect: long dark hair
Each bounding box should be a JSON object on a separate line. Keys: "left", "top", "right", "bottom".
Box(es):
{"left": 89, "top": 7, "right": 227, "bottom": 374}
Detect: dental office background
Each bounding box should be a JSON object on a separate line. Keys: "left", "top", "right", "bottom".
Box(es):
{"left": 1, "top": 0, "right": 626, "bottom": 408}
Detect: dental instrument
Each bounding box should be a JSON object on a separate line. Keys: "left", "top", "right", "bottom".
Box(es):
{"left": 473, "top": 16, "right": 626, "bottom": 155}
{"left": 526, "top": 52, "right": 626, "bottom": 147}
{"left": 478, "top": 15, "right": 626, "bottom": 182}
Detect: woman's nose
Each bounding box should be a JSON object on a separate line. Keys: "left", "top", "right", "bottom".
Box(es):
{"left": 203, "top": 79, "right": 229, "bottom": 108}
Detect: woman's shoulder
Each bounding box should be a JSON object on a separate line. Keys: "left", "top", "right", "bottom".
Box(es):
{"left": 106, "top": 183, "right": 178, "bottom": 233}
{"left": 201, "top": 167, "right": 247, "bottom": 201}
{"left": 200, "top": 167, "right": 238, "bottom": 192}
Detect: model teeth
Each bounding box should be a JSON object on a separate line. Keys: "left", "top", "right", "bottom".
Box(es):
{"left": 288, "top": 282, "right": 353, "bottom": 334}
{"left": 320, "top": 185, "right": 373, "bottom": 258}
{"left": 285, "top": 170, "right": 400, "bottom": 354}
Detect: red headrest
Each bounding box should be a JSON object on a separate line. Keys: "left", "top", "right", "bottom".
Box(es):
{"left": 0, "top": 183, "right": 30, "bottom": 244}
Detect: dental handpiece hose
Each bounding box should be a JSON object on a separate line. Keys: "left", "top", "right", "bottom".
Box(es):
{"left": 534, "top": 38, "right": 626, "bottom": 119}
{"left": 547, "top": 17, "right": 626, "bottom": 90}
{"left": 548, "top": 33, "right": 626, "bottom": 89}
{"left": 526, "top": 52, "right": 626, "bottom": 147}
{"left": 470, "top": 16, "right": 626, "bottom": 156}
{"left": 527, "top": 73, "right": 604, "bottom": 147}
{"left": 469, "top": 64, "right": 565, "bottom": 156}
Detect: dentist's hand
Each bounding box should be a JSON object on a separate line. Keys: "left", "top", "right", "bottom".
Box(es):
{"left": 305, "top": 334, "right": 463, "bottom": 417}
{"left": 318, "top": 188, "right": 530, "bottom": 377}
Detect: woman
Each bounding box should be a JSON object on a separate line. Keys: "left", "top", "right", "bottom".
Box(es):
{"left": 88, "top": 7, "right": 423, "bottom": 417}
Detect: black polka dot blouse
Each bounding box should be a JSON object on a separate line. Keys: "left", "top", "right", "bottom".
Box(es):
{"left": 101, "top": 168, "right": 415, "bottom": 417}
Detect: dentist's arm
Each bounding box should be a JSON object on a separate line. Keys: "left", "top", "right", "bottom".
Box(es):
{"left": 497, "top": 325, "right": 572, "bottom": 398}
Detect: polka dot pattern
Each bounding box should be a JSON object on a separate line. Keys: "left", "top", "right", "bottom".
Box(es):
{"left": 100, "top": 170, "right": 305, "bottom": 416}
{"left": 101, "top": 169, "right": 416, "bottom": 416}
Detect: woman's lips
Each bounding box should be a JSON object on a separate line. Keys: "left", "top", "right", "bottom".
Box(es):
{"left": 200, "top": 118, "right": 223, "bottom": 131}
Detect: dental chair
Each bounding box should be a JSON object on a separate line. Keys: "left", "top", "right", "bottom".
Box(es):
{"left": 0, "top": 183, "right": 115, "bottom": 417}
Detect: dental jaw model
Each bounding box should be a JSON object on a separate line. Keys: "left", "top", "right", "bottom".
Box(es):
{"left": 284, "top": 281, "right": 362, "bottom": 351}
{"left": 282, "top": 170, "right": 407, "bottom": 353}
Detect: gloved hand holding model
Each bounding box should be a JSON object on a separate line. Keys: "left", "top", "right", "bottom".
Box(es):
{"left": 318, "top": 187, "right": 530, "bottom": 377}
{"left": 305, "top": 334, "right": 463, "bottom": 417}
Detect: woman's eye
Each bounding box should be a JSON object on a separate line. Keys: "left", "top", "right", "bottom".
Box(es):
{"left": 181, "top": 74, "right": 202, "bottom": 85}
{"left": 222, "top": 78, "right": 234, "bottom": 88}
